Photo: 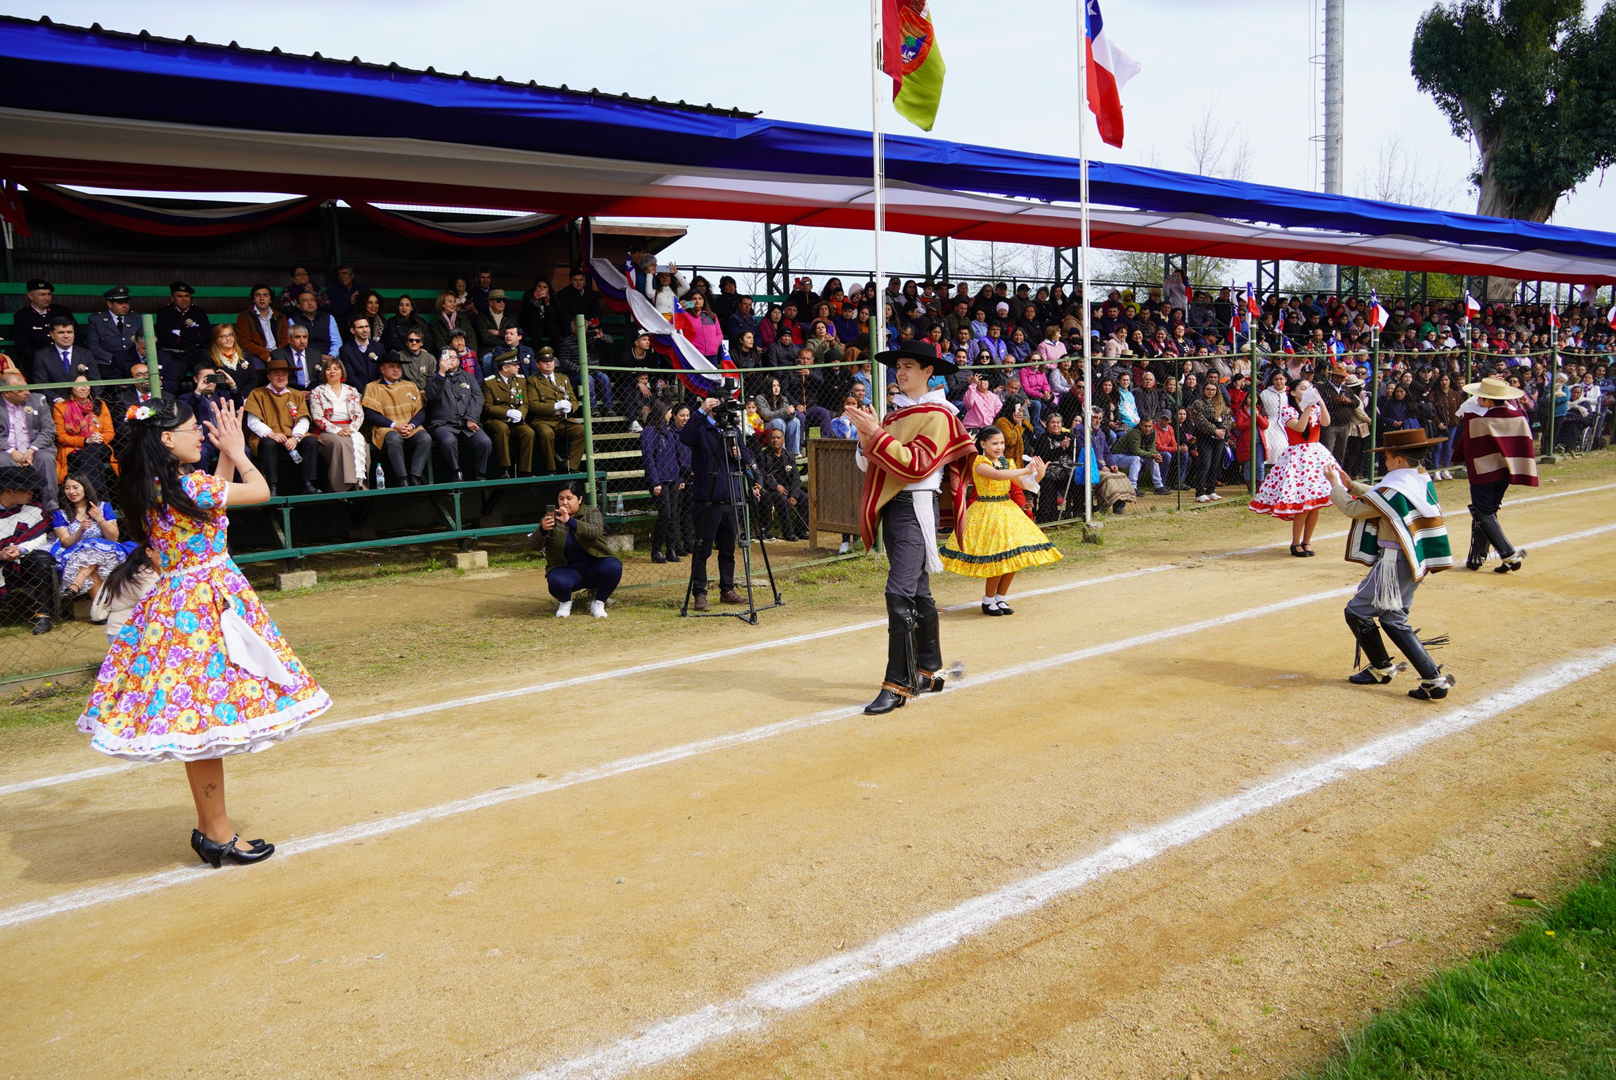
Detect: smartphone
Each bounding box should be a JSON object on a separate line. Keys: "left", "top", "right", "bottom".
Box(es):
{"left": 545, "top": 504, "right": 558, "bottom": 520}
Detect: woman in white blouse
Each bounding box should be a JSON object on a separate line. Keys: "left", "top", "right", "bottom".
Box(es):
{"left": 309, "top": 359, "right": 368, "bottom": 490}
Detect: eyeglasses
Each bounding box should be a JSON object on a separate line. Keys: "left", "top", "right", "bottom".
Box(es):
{"left": 173, "top": 423, "right": 203, "bottom": 435}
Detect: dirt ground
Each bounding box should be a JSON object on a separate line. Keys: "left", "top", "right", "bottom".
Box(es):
{"left": 1, "top": 464, "right": 1614, "bottom": 1080}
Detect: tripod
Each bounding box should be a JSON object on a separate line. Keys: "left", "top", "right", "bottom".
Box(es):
{"left": 680, "top": 422, "right": 783, "bottom": 625}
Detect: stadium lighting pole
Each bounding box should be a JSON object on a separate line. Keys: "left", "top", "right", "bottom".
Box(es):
{"left": 575, "top": 314, "right": 598, "bottom": 504}
{"left": 1076, "top": 2, "right": 1093, "bottom": 524}
{"left": 870, "top": 0, "right": 888, "bottom": 424}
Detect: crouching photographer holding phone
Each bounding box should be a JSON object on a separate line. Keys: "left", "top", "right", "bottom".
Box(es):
{"left": 533, "top": 480, "right": 620, "bottom": 619}
{"left": 678, "top": 394, "right": 757, "bottom": 612}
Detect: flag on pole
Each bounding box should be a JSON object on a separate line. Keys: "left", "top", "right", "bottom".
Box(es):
{"left": 1281, "top": 335, "right": 1296, "bottom": 355}
{"left": 1245, "top": 282, "right": 1261, "bottom": 324}
{"left": 1084, "top": 0, "right": 1141, "bottom": 149}
{"left": 1464, "top": 290, "right": 1481, "bottom": 320}
{"left": 1368, "top": 291, "right": 1390, "bottom": 331}
{"left": 1607, "top": 302, "right": 1616, "bottom": 330}
{"left": 881, "top": 0, "right": 946, "bottom": 132}
{"left": 1548, "top": 305, "right": 1560, "bottom": 331}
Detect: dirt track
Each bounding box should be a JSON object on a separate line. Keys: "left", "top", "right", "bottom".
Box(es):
{"left": 2, "top": 476, "right": 1614, "bottom": 1080}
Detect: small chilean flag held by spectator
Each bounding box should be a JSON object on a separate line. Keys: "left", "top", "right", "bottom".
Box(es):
{"left": 1084, "top": 0, "right": 1140, "bottom": 149}
{"left": 882, "top": 0, "right": 947, "bottom": 132}
{"left": 1368, "top": 291, "right": 1390, "bottom": 331}
{"left": 1464, "top": 291, "right": 1481, "bottom": 320}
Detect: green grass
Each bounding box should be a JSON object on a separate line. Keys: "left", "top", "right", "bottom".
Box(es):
{"left": 1293, "top": 850, "right": 1616, "bottom": 1079}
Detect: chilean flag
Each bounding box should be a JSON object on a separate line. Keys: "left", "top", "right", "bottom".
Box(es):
{"left": 1548, "top": 305, "right": 1560, "bottom": 331}
{"left": 1084, "top": 0, "right": 1140, "bottom": 149}
{"left": 1368, "top": 291, "right": 1390, "bottom": 332}
{"left": 1464, "top": 291, "right": 1481, "bottom": 320}
{"left": 1607, "top": 302, "right": 1616, "bottom": 330}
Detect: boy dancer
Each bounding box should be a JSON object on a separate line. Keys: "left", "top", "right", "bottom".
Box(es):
{"left": 1330, "top": 428, "right": 1456, "bottom": 700}
{"left": 847, "top": 341, "right": 974, "bottom": 715}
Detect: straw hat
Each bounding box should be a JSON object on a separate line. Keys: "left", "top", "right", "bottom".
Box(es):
{"left": 1461, "top": 375, "right": 1526, "bottom": 400}
{"left": 1370, "top": 427, "right": 1446, "bottom": 454}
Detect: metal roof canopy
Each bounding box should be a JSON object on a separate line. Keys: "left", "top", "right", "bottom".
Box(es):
{"left": 3, "top": 16, "right": 1614, "bottom": 283}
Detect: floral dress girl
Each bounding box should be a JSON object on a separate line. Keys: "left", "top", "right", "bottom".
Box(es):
{"left": 1248, "top": 399, "right": 1336, "bottom": 519}
{"left": 77, "top": 470, "right": 329, "bottom": 761}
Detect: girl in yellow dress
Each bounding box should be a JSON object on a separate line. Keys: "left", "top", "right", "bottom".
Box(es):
{"left": 940, "top": 427, "right": 1063, "bottom": 615}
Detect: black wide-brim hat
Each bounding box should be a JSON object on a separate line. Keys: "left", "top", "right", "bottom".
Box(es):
{"left": 1370, "top": 427, "right": 1446, "bottom": 454}
{"left": 874, "top": 339, "right": 958, "bottom": 376}
{"left": 0, "top": 465, "right": 44, "bottom": 494}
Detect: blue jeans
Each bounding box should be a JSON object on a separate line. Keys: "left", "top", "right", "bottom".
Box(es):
{"left": 1243, "top": 458, "right": 1266, "bottom": 485}
{"left": 1114, "top": 454, "right": 1163, "bottom": 490}
{"left": 1437, "top": 427, "right": 1459, "bottom": 468}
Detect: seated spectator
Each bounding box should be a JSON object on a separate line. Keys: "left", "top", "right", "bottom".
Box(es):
{"left": 12, "top": 279, "right": 75, "bottom": 365}
{"left": 350, "top": 290, "right": 387, "bottom": 347}
{"left": 181, "top": 363, "right": 240, "bottom": 472}
{"left": 106, "top": 360, "right": 170, "bottom": 459}
{"left": 643, "top": 262, "right": 690, "bottom": 317}
{"left": 32, "top": 316, "right": 100, "bottom": 404}
{"left": 467, "top": 269, "right": 494, "bottom": 317}
{"left": 781, "top": 351, "right": 838, "bottom": 440}
{"left": 1028, "top": 412, "right": 1076, "bottom": 522}
{"left": 473, "top": 288, "right": 517, "bottom": 348}
{"left": 483, "top": 326, "right": 537, "bottom": 379}
{"left": 243, "top": 358, "right": 318, "bottom": 495}
{"left": 1153, "top": 410, "right": 1188, "bottom": 490}
{"left": 726, "top": 295, "right": 759, "bottom": 348}
{"left": 1111, "top": 416, "right": 1169, "bottom": 494}
{"left": 383, "top": 294, "right": 428, "bottom": 354}
{"left": 362, "top": 356, "right": 430, "bottom": 486}
{"left": 425, "top": 351, "right": 491, "bottom": 482}
{"left": 234, "top": 283, "right": 288, "bottom": 369}
{"left": 962, "top": 373, "right": 1002, "bottom": 428}
{"left": 53, "top": 374, "right": 118, "bottom": 495}
{"left": 427, "top": 291, "right": 477, "bottom": 356}
{"left": 154, "top": 281, "right": 210, "bottom": 392}
{"left": 0, "top": 464, "right": 55, "bottom": 634}
{"left": 755, "top": 377, "right": 803, "bottom": 457}
{"left": 207, "top": 322, "right": 261, "bottom": 395}
{"left": 804, "top": 320, "right": 844, "bottom": 364}
{"left": 528, "top": 348, "right": 585, "bottom": 475}
{"left": 754, "top": 427, "right": 807, "bottom": 540}
{"left": 0, "top": 372, "right": 59, "bottom": 509}
{"left": 49, "top": 472, "right": 126, "bottom": 599}
{"left": 287, "top": 288, "right": 341, "bottom": 379}
{"left": 533, "top": 480, "right": 621, "bottom": 619}
{"left": 86, "top": 286, "right": 146, "bottom": 378}
{"left": 482, "top": 352, "right": 537, "bottom": 478}
{"left": 994, "top": 399, "right": 1036, "bottom": 470}
{"left": 308, "top": 359, "right": 368, "bottom": 492}
{"left": 639, "top": 402, "right": 684, "bottom": 563}
{"left": 518, "top": 278, "right": 558, "bottom": 352}
{"left": 445, "top": 329, "right": 479, "bottom": 377}
{"left": 392, "top": 329, "right": 437, "bottom": 391}
{"left": 340, "top": 313, "right": 385, "bottom": 389}
{"left": 279, "top": 263, "right": 327, "bottom": 315}
{"left": 328, "top": 263, "right": 365, "bottom": 324}
{"left": 269, "top": 323, "right": 321, "bottom": 391}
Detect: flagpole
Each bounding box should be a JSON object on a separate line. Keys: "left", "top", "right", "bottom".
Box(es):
{"left": 870, "top": 0, "right": 888, "bottom": 424}
{"left": 1546, "top": 281, "right": 1561, "bottom": 460}
{"left": 1077, "top": 1, "right": 1093, "bottom": 525}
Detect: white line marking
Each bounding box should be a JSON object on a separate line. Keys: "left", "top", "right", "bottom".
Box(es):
{"left": 3, "top": 520, "right": 1612, "bottom": 931}
{"left": 3, "top": 483, "right": 1610, "bottom": 799}
{"left": 519, "top": 643, "right": 1616, "bottom": 1080}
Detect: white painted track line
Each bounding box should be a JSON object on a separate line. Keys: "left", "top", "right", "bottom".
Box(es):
{"left": 1, "top": 481, "right": 1609, "bottom": 799}
{"left": 3, "top": 519, "right": 1611, "bottom": 933}
{"left": 520, "top": 643, "right": 1616, "bottom": 1080}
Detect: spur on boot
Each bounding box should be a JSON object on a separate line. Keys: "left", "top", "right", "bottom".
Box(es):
{"left": 190, "top": 829, "right": 275, "bottom": 868}
{"left": 1495, "top": 549, "right": 1526, "bottom": 573}
{"left": 1348, "top": 662, "right": 1397, "bottom": 685}
{"left": 864, "top": 685, "right": 910, "bottom": 715}
{"left": 1408, "top": 671, "right": 1456, "bottom": 701}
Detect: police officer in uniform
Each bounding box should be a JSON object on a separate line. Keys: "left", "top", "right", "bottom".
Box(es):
{"left": 85, "top": 286, "right": 146, "bottom": 378}
{"left": 10, "top": 279, "right": 74, "bottom": 362}
{"left": 153, "top": 281, "right": 210, "bottom": 394}
{"left": 481, "top": 351, "right": 537, "bottom": 477}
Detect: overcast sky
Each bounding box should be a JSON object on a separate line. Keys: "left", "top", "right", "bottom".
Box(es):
{"left": 13, "top": 0, "right": 1616, "bottom": 280}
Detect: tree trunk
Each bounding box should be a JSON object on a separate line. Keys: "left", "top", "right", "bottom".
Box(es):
{"left": 1474, "top": 159, "right": 1561, "bottom": 302}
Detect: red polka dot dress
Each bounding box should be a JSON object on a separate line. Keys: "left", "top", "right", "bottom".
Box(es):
{"left": 1249, "top": 403, "right": 1336, "bottom": 520}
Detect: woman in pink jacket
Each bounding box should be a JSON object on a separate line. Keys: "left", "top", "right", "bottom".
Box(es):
{"left": 681, "top": 293, "right": 724, "bottom": 359}
{"left": 962, "top": 375, "right": 1003, "bottom": 428}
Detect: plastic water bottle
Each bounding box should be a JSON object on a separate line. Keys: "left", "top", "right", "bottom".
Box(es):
{"left": 612, "top": 493, "right": 625, "bottom": 515}
{"left": 287, "top": 448, "right": 302, "bottom": 465}
{"left": 374, "top": 466, "right": 385, "bottom": 490}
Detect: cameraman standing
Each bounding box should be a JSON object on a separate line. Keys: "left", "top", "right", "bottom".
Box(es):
{"left": 679, "top": 393, "right": 757, "bottom": 612}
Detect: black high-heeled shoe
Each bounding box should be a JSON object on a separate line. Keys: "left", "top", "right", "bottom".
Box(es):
{"left": 191, "top": 829, "right": 275, "bottom": 868}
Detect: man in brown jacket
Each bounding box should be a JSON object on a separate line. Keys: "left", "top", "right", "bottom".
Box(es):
{"left": 527, "top": 347, "right": 585, "bottom": 474}
{"left": 235, "top": 284, "right": 289, "bottom": 367}
{"left": 482, "top": 351, "right": 537, "bottom": 477}
{"left": 242, "top": 357, "right": 318, "bottom": 494}
{"left": 361, "top": 356, "right": 430, "bottom": 485}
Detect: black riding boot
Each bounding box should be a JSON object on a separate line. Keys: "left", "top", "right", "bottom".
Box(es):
{"left": 913, "top": 593, "right": 946, "bottom": 693}
{"left": 865, "top": 594, "right": 918, "bottom": 715}
{"left": 1345, "top": 610, "right": 1397, "bottom": 685}
{"left": 1474, "top": 510, "right": 1515, "bottom": 560}
{"left": 1382, "top": 622, "right": 1454, "bottom": 700}
{"left": 1465, "top": 506, "right": 1490, "bottom": 570}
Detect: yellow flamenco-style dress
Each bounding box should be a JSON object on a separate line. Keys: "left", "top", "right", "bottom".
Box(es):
{"left": 939, "top": 455, "right": 1063, "bottom": 577}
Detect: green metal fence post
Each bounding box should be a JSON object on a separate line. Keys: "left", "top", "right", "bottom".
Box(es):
{"left": 1248, "top": 333, "right": 1260, "bottom": 496}
{"left": 140, "top": 313, "right": 160, "bottom": 396}
{"left": 1368, "top": 328, "right": 1380, "bottom": 483}
{"left": 575, "top": 314, "right": 598, "bottom": 504}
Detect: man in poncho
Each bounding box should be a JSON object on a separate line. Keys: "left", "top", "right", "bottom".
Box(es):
{"left": 1455, "top": 375, "right": 1538, "bottom": 573}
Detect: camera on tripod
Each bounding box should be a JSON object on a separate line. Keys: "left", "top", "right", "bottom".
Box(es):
{"left": 714, "top": 397, "right": 746, "bottom": 433}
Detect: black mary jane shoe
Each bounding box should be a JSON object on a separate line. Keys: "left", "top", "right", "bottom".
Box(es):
{"left": 1301, "top": 546, "right": 1317, "bottom": 557}
{"left": 1290, "top": 544, "right": 1307, "bottom": 558}
{"left": 863, "top": 687, "right": 909, "bottom": 715}
{"left": 996, "top": 602, "right": 1015, "bottom": 615}
{"left": 191, "top": 829, "right": 275, "bottom": 868}
{"left": 981, "top": 602, "right": 1002, "bottom": 616}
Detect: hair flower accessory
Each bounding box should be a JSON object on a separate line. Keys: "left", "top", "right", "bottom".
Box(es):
{"left": 127, "top": 403, "right": 156, "bottom": 423}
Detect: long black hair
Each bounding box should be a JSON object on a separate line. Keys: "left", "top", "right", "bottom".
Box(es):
{"left": 116, "top": 399, "right": 208, "bottom": 545}
{"left": 61, "top": 470, "right": 102, "bottom": 512}
{"left": 102, "top": 542, "right": 152, "bottom": 601}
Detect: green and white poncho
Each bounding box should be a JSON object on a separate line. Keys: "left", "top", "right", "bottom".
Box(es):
{"left": 1343, "top": 469, "right": 1453, "bottom": 581}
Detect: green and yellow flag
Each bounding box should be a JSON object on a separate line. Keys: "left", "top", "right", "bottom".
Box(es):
{"left": 882, "top": 0, "right": 946, "bottom": 131}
